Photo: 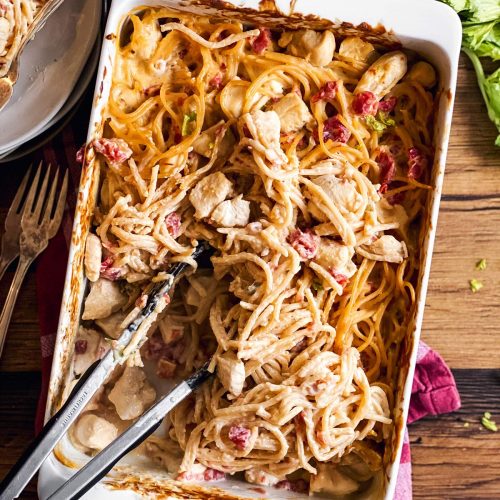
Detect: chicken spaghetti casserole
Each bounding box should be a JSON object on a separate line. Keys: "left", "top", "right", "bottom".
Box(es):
{"left": 69, "top": 6, "right": 437, "bottom": 497}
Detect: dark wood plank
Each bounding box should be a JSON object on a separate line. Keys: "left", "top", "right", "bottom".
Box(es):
{"left": 0, "top": 269, "right": 41, "bottom": 372}
{"left": 0, "top": 372, "right": 40, "bottom": 499}
{"left": 421, "top": 54, "right": 500, "bottom": 369}
{"left": 412, "top": 370, "right": 500, "bottom": 499}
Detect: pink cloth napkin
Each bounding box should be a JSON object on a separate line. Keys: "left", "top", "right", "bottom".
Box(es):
{"left": 32, "top": 132, "right": 461, "bottom": 499}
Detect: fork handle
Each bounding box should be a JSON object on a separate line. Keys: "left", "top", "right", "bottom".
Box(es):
{"left": 0, "top": 255, "right": 32, "bottom": 357}
{"left": 0, "top": 255, "right": 15, "bottom": 282}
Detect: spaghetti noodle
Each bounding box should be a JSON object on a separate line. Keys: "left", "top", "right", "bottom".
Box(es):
{"left": 0, "top": 0, "right": 46, "bottom": 75}
{"left": 74, "top": 6, "right": 436, "bottom": 496}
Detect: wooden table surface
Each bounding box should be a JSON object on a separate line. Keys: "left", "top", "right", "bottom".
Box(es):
{"left": 0, "top": 54, "right": 499, "bottom": 499}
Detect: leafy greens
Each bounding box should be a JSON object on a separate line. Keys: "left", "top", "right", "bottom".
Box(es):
{"left": 440, "top": 0, "right": 500, "bottom": 145}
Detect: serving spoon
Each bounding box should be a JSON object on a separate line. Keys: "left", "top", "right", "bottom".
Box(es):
{"left": 0, "top": 241, "right": 210, "bottom": 499}
{"left": 0, "top": 0, "right": 65, "bottom": 112}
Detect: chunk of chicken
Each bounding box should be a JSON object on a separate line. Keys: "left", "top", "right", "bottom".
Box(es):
{"left": 95, "top": 310, "right": 128, "bottom": 339}
{"left": 157, "top": 358, "right": 177, "bottom": 378}
{"left": 217, "top": 351, "right": 246, "bottom": 396}
{"left": 406, "top": 61, "right": 436, "bottom": 88}
{"left": 311, "top": 175, "right": 364, "bottom": 216}
{"left": 280, "top": 29, "right": 335, "bottom": 67}
{"left": 189, "top": 172, "right": 233, "bottom": 219}
{"left": 73, "top": 414, "right": 118, "bottom": 451}
{"left": 210, "top": 195, "right": 251, "bottom": 227}
{"left": 158, "top": 317, "right": 184, "bottom": 344}
{"left": 111, "top": 85, "right": 144, "bottom": 113}
{"left": 355, "top": 51, "right": 408, "bottom": 98}
{"left": 241, "top": 110, "right": 288, "bottom": 166}
{"left": 339, "top": 37, "right": 376, "bottom": 64}
{"left": 82, "top": 279, "right": 127, "bottom": 320}
{"left": 192, "top": 122, "right": 235, "bottom": 163}
{"left": 310, "top": 464, "right": 359, "bottom": 495}
{"left": 73, "top": 327, "right": 107, "bottom": 376}
{"left": 0, "top": 18, "right": 9, "bottom": 54}
{"left": 376, "top": 199, "right": 409, "bottom": 228}
{"left": 270, "top": 93, "right": 313, "bottom": 133}
{"left": 85, "top": 233, "right": 102, "bottom": 282}
{"left": 220, "top": 81, "right": 248, "bottom": 119}
{"left": 134, "top": 18, "right": 161, "bottom": 60}
{"left": 192, "top": 130, "right": 215, "bottom": 158}
{"left": 357, "top": 235, "right": 408, "bottom": 263}
{"left": 315, "top": 240, "right": 356, "bottom": 278}
{"left": 108, "top": 366, "right": 156, "bottom": 420}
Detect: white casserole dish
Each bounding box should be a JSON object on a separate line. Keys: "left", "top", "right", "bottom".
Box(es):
{"left": 38, "top": 0, "right": 461, "bottom": 498}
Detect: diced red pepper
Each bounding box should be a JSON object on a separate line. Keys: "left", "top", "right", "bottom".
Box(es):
{"left": 311, "top": 81, "right": 338, "bottom": 103}
{"left": 209, "top": 72, "right": 224, "bottom": 90}
{"left": 376, "top": 150, "right": 396, "bottom": 193}
{"left": 165, "top": 212, "right": 181, "bottom": 237}
{"left": 76, "top": 144, "right": 86, "bottom": 164}
{"left": 287, "top": 229, "right": 320, "bottom": 260}
{"left": 143, "top": 334, "right": 165, "bottom": 361}
{"left": 330, "top": 270, "right": 348, "bottom": 287}
{"left": 93, "top": 138, "right": 132, "bottom": 164}
{"left": 388, "top": 191, "right": 406, "bottom": 205}
{"left": 319, "top": 116, "right": 351, "bottom": 144}
{"left": 378, "top": 96, "right": 397, "bottom": 113}
{"left": 75, "top": 340, "right": 88, "bottom": 354}
{"left": 250, "top": 28, "right": 271, "bottom": 54}
{"left": 203, "top": 468, "right": 226, "bottom": 481}
{"left": 100, "top": 257, "right": 122, "bottom": 281}
{"left": 407, "top": 147, "right": 427, "bottom": 180}
{"left": 352, "top": 91, "right": 378, "bottom": 116}
{"left": 275, "top": 479, "right": 309, "bottom": 493}
{"left": 228, "top": 425, "right": 251, "bottom": 450}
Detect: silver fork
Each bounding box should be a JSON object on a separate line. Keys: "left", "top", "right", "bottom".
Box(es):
{"left": 0, "top": 166, "right": 33, "bottom": 281}
{"left": 0, "top": 163, "right": 68, "bottom": 357}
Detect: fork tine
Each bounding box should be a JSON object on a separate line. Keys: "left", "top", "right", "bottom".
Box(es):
{"left": 22, "top": 161, "right": 42, "bottom": 216}
{"left": 40, "top": 167, "right": 58, "bottom": 227}
{"left": 42, "top": 166, "right": 59, "bottom": 223}
{"left": 8, "top": 165, "right": 32, "bottom": 216}
{"left": 32, "top": 164, "right": 52, "bottom": 223}
{"left": 48, "top": 170, "right": 68, "bottom": 238}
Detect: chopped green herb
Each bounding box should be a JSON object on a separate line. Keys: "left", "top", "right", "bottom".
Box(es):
{"left": 378, "top": 112, "right": 396, "bottom": 127}
{"left": 469, "top": 278, "right": 483, "bottom": 292}
{"left": 365, "top": 112, "right": 396, "bottom": 133}
{"left": 476, "top": 258, "right": 487, "bottom": 270}
{"left": 181, "top": 111, "right": 197, "bottom": 136}
{"left": 312, "top": 280, "right": 323, "bottom": 291}
{"left": 481, "top": 412, "right": 498, "bottom": 432}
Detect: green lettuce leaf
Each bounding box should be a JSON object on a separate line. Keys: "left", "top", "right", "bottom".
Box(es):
{"left": 441, "top": 0, "right": 468, "bottom": 12}
{"left": 466, "top": 0, "right": 500, "bottom": 22}
{"left": 463, "top": 20, "right": 500, "bottom": 60}
{"left": 464, "top": 47, "right": 500, "bottom": 145}
{"left": 439, "top": 0, "right": 500, "bottom": 145}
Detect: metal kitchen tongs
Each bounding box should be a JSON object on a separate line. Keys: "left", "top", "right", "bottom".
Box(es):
{"left": 0, "top": 242, "right": 211, "bottom": 500}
